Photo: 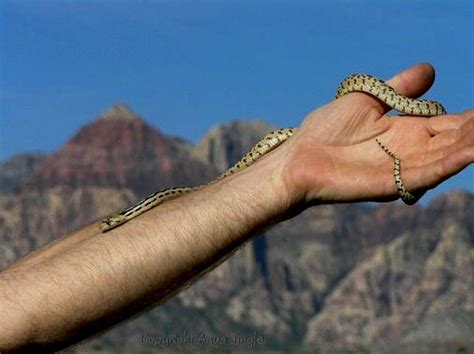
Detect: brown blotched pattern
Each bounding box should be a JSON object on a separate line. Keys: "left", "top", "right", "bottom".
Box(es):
{"left": 336, "top": 74, "right": 446, "bottom": 116}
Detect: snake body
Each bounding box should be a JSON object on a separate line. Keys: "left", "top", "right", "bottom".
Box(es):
{"left": 375, "top": 138, "right": 419, "bottom": 204}
{"left": 101, "top": 128, "right": 296, "bottom": 231}
{"left": 101, "top": 74, "right": 446, "bottom": 232}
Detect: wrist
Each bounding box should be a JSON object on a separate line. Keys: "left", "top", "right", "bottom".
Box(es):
{"left": 267, "top": 135, "right": 321, "bottom": 210}
{"left": 223, "top": 139, "right": 309, "bottom": 225}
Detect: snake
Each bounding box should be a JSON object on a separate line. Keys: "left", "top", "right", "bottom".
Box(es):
{"left": 101, "top": 74, "right": 446, "bottom": 232}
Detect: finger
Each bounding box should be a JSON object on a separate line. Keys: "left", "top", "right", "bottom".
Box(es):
{"left": 428, "top": 114, "right": 466, "bottom": 133}
{"left": 460, "top": 108, "right": 474, "bottom": 120}
{"left": 410, "top": 117, "right": 472, "bottom": 165}
{"left": 386, "top": 63, "right": 436, "bottom": 98}
{"left": 409, "top": 145, "right": 474, "bottom": 192}
{"left": 429, "top": 128, "right": 462, "bottom": 151}
{"left": 402, "top": 115, "right": 473, "bottom": 192}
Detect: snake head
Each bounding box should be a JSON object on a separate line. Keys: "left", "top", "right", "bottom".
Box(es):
{"left": 101, "top": 215, "right": 127, "bottom": 232}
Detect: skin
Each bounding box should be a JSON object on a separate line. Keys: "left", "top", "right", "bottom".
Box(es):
{"left": 0, "top": 63, "right": 472, "bottom": 352}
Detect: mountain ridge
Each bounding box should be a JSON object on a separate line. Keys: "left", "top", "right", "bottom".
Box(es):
{"left": 16, "top": 104, "right": 216, "bottom": 196}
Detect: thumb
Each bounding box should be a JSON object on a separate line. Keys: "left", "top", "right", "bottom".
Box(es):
{"left": 335, "top": 63, "right": 438, "bottom": 116}
{"left": 386, "top": 62, "right": 436, "bottom": 99}
{"left": 374, "top": 63, "right": 437, "bottom": 114}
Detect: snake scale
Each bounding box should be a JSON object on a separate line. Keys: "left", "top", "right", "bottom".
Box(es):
{"left": 101, "top": 74, "right": 446, "bottom": 232}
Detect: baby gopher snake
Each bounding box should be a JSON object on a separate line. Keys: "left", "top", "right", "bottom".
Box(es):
{"left": 101, "top": 74, "right": 446, "bottom": 232}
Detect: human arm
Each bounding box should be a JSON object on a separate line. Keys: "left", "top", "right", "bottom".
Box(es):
{"left": 0, "top": 153, "right": 292, "bottom": 352}
{"left": 0, "top": 63, "right": 472, "bottom": 352}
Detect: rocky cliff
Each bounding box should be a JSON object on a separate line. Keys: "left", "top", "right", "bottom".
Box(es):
{"left": 0, "top": 153, "right": 47, "bottom": 193}
{"left": 193, "top": 120, "right": 278, "bottom": 173}
{"left": 0, "top": 104, "right": 472, "bottom": 353}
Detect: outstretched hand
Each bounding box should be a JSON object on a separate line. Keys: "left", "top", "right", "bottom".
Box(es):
{"left": 280, "top": 63, "right": 473, "bottom": 205}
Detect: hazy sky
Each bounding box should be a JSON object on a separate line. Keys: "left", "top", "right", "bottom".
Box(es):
{"left": 0, "top": 0, "right": 473, "bottom": 203}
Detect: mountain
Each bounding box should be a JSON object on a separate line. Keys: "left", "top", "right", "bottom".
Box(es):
{"left": 193, "top": 120, "right": 278, "bottom": 173}
{"left": 0, "top": 153, "right": 48, "bottom": 193}
{"left": 0, "top": 104, "right": 472, "bottom": 353}
{"left": 304, "top": 190, "right": 474, "bottom": 350}
{"left": 21, "top": 104, "right": 216, "bottom": 195}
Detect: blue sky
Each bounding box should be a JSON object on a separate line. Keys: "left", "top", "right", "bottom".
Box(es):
{"left": 0, "top": 0, "right": 473, "bottom": 203}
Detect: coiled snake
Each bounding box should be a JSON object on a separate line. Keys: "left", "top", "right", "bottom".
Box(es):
{"left": 101, "top": 74, "right": 446, "bottom": 232}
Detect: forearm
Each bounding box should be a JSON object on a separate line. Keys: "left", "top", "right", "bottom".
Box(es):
{"left": 0, "top": 147, "right": 297, "bottom": 352}
{"left": 6, "top": 221, "right": 99, "bottom": 272}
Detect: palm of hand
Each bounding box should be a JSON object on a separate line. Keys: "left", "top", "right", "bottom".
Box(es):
{"left": 281, "top": 64, "right": 473, "bottom": 205}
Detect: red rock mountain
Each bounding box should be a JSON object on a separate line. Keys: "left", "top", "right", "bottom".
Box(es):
{"left": 22, "top": 104, "right": 216, "bottom": 195}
